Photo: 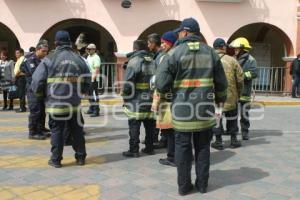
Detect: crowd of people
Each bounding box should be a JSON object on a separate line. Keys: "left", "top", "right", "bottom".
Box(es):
{"left": 0, "top": 17, "right": 263, "bottom": 195}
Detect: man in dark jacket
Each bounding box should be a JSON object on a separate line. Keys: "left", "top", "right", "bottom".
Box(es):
{"left": 31, "top": 30, "right": 91, "bottom": 168}
{"left": 290, "top": 54, "right": 300, "bottom": 98}
{"left": 230, "top": 37, "right": 258, "bottom": 140}
{"left": 156, "top": 18, "right": 228, "bottom": 195}
{"left": 122, "top": 40, "right": 156, "bottom": 158}
{"left": 21, "top": 41, "right": 49, "bottom": 140}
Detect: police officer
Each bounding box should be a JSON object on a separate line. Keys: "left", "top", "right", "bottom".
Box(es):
{"left": 31, "top": 30, "right": 91, "bottom": 168}
{"left": 290, "top": 54, "right": 300, "bottom": 98}
{"left": 230, "top": 37, "right": 258, "bottom": 140}
{"left": 211, "top": 38, "right": 244, "bottom": 150}
{"left": 122, "top": 40, "right": 156, "bottom": 158}
{"left": 21, "top": 41, "right": 49, "bottom": 140}
{"left": 156, "top": 18, "right": 227, "bottom": 195}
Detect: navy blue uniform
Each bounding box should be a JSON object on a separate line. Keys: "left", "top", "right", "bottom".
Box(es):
{"left": 21, "top": 53, "right": 46, "bottom": 137}
{"left": 31, "top": 45, "right": 91, "bottom": 163}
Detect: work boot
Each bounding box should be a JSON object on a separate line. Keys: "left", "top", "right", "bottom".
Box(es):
{"left": 230, "top": 135, "right": 241, "bottom": 148}
{"left": 90, "top": 111, "right": 100, "bottom": 117}
{"left": 122, "top": 150, "right": 139, "bottom": 158}
{"left": 178, "top": 184, "right": 194, "bottom": 196}
{"left": 242, "top": 132, "right": 249, "bottom": 140}
{"left": 159, "top": 158, "right": 176, "bottom": 167}
{"left": 8, "top": 106, "right": 13, "bottom": 111}
{"left": 28, "top": 134, "right": 47, "bottom": 140}
{"left": 141, "top": 148, "right": 155, "bottom": 155}
{"left": 153, "top": 140, "right": 167, "bottom": 149}
{"left": 48, "top": 160, "right": 62, "bottom": 168}
{"left": 85, "top": 107, "right": 93, "bottom": 114}
{"left": 2, "top": 105, "right": 7, "bottom": 111}
{"left": 211, "top": 136, "right": 224, "bottom": 150}
{"left": 195, "top": 184, "right": 207, "bottom": 194}
{"left": 76, "top": 159, "right": 85, "bottom": 166}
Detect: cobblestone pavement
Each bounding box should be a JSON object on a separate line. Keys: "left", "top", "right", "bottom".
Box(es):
{"left": 0, "top": 105, "right": 300, "bottom": 200}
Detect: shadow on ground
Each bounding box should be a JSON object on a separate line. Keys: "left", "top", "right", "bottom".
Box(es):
{"left": 209, "top": 167, "right": 270, "bottom": 191}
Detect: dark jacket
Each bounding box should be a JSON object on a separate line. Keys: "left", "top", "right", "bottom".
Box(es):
{"left": 31, "top": 45, "right": 91, "bottom": 115}
{"left": 156, "top": 35, "right": 228, "bottom": 132}
{"left": 237, "top": 53, "right": 258, "bottom": 102}
{"left": 20, "top": 52, "right": 42, "bottom": 90}
{"left": 290, "top": 58, "right": 300, "bottom": 78}
{"left": 122, "top": 50, "right": 156, "bottom": 119}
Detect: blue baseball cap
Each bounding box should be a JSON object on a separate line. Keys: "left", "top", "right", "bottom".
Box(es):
{"left": 213, "top": 38, "right": 228, "bottom": 48}
{"left": 174, "top": 18, "right": 200, "bottom": 33}
{"left": 55, "top": 30, "right": 71, "bottom": 44}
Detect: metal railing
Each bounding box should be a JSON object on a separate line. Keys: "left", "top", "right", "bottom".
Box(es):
{"left": 253, "top": 66, "right": 286, "bottom": 93}
{"left": 98, "top": 63, "right": 119, "bottom": 93}
{"left": 98, "top": 64, "right": 287, "bottom": 94}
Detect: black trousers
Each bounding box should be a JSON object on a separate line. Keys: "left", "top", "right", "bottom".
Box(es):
{"left": 88, "top": 81, "right": 100, "bottom": 112}
{"left": 63, "top": 113, "right": 85, "bottom": 145}
{"left": 213, "top": 108, "right": 238, "bottom": 137}
{"left": 16, "top": 76, "right": 26, "bottom": 110}
{"left": 27, "top": 90, "right": 45, "bottom": 136}
{"left": 153, "top": 128, "right": 168, "bottom": 143}
{"left": 175, "top": 129, "right": 212, "bottom": 191}
{"left": 2, "top": 90, "right": 13, "bottom": 108}
{"left": 128, "top": 118, "right": 155, "bottom": 152}
{"left": 239, "top": 101, "right": 251, "bottom": 133}
{"left": 49, "top": 113, "right": 86, "bottom": 162}
{"left": 161, "top": 129, "right": 175, "bottom": 160}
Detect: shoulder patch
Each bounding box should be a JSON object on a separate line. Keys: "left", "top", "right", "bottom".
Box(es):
{"left": 187, "top": 42, "right": 200, "bottom": 51}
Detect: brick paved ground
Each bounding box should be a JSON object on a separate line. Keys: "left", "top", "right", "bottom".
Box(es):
{"left": 0, "top": 105, "right": 300, "bottom": 200}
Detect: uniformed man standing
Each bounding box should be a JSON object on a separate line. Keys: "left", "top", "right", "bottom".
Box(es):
{"left": 211, "top": 38, "right": 244, "bottom": 150}
{"left": 122, "top": 40, "right": 156, "bottom": 158}
{"left": 31, "top": 30, "right": 91, "bottom": 168}
{"left": 21, "top": 41, "right": 49, "bottom": 140}
{"left": 156, "top": 18, "right": 227, "bottom": 195}
{"left": 230, "top": 37, "right": 258, "bottom": 140}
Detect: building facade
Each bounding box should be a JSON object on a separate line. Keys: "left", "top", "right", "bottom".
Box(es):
{"left": 0, "top": 0, "right": 299, "bottom": 93}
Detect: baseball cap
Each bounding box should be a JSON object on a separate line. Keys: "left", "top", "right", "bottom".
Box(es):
{"left": 174, "top": 18, "right": 200, "bottom": 33}
{"left": 213, "top": 38, "right": 228, "bottom": 48}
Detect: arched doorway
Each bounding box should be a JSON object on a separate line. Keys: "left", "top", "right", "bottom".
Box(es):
{"left": 138, "top": 20, "right": 207, "bottom": 44}
{"left": 0, "top": 22, "right": 20, "bottom": 60}
{"left": 228, "top": 22, "right": 294, "bottom": 93}
{"left": 41, "top": 18, "right": 118, "bottom": 62}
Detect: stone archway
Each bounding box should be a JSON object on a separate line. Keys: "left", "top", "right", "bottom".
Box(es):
{"left": 0, "top": 22, "right": 20, "bottom": 59}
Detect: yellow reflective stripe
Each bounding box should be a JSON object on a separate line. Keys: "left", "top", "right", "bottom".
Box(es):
{"left": 35, "top": 93, "right": 43, "bottom": 97}
{"left": 244, "top": 71, "right": 252, "bottom": 78}
{"left": 46, "top": 106, "right": 79, "bottom": 114}
{"left": 123, "top": 106, "right": 155, "bottom": 120}
{"left": 172, "top": 118, "right": 216, "bottom": 131}
{"left": 47, "top": 77, "right": 82, "bottom": 83}
{"left": 174, "top": 78, "right": 213, "bottom": 88}
{"left": 187, "top": 42, "right": 200, "bottom": 51}
{"left": 136, "top": 83, "right": 150, "bottom": 90}
{"left": 240, "top": 96, "right": 251, "bottom": 102}
{"left": 216, "top": 90, "right": 227, "bottom": 98}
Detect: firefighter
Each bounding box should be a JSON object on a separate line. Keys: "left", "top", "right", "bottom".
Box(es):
{"left": 31, "top": 30, "right": 91, "bottom": 168}
{"left": 211, "top": 38, "right": 244, "bottom": 150}
{"left": 21, "top": 41, "right": 50, "bottom": 140}
{"left": 230, "top": 37, "right": 258, "bottom": 140}
{"left": 122, "top": 40, "right": 156, "bottom": 158}
{"left": 156, "top": 18, "right": 227, "bottom": 195}
{"left": 151, "top": 31, "right": 177, "bottom": 167}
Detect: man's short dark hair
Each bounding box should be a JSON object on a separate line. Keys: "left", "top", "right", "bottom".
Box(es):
{"left": 147, "top": 33, "right": 161, "bottom": 46}
{"left": 29, "top": 47, "right": 36, "bottom": 52}
{"left": 15, "top": 48, "right": 24, "bottom": 55}
{"left": 133, "top": 40, "right": 148, "bottom": 51}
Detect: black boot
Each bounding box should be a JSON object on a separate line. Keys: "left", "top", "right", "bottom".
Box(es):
{"left": 141, "top": 147, "right": 155, "bottom": 155}
{"left": 211, "top": 136, "right": 224, "bottom": 150}
{"left": 230, "top": 135, "right": 241, "bottom": 148}
{"left": 242, "top": 132, "right": 249, "bottom": 140}
{"left": 122, "top": 150, "right": 139, "bottom": 158}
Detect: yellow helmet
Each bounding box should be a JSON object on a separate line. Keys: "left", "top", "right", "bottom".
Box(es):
{"left": 229, "top": 37, "right": 252, "bottom": 50}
